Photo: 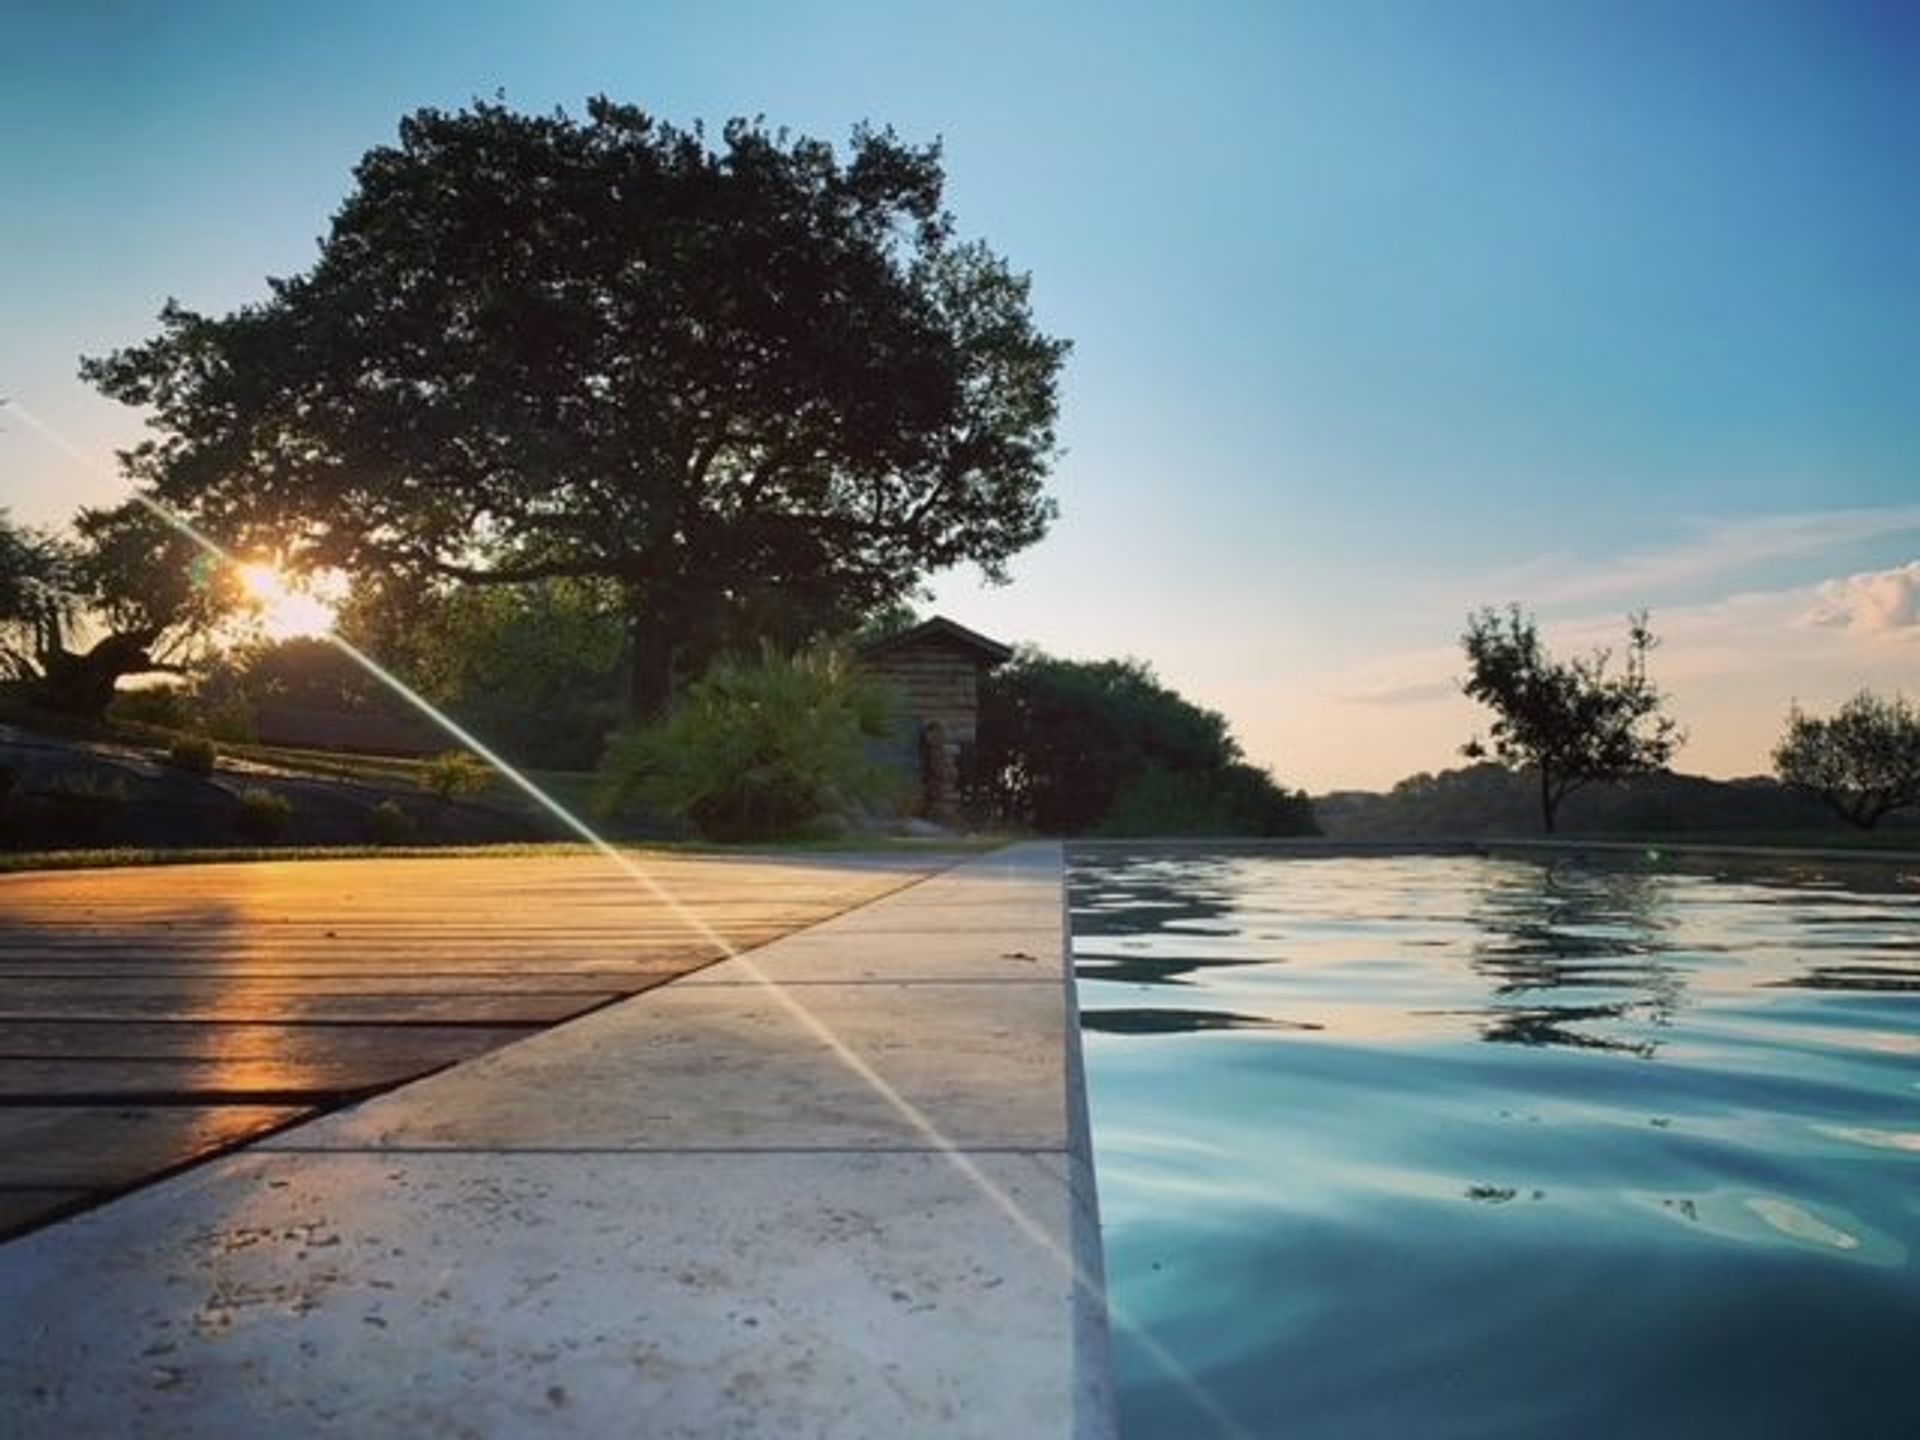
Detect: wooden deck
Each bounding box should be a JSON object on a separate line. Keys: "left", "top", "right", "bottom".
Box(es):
{"left": 0, "top": 852, "right": 939, "bottom": 1238}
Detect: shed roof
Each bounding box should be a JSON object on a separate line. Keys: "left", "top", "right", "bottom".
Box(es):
{"left": 855, "top": 615, "right": 1014, "bottom": 666}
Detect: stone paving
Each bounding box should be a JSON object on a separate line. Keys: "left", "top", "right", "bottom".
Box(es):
{"left": 0, "top": 842, "right": 1115, "bottom": 1438}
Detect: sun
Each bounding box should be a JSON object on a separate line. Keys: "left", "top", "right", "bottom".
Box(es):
{"left": 237, "top": 562, "right": 341, "bottom": 640}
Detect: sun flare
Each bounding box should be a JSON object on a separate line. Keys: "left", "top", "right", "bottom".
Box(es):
{"left": 237, "top": 561, "right": 340, "bottom": 640}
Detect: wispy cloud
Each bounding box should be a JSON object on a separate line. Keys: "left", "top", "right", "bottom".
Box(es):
{"left": 1481, "top": 506, "right": 1920, "bottom": 608}
{"left": 1804, "top": 560, "right": 1920, "bottom": 637}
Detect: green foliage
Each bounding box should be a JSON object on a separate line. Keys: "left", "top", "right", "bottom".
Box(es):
{"left": 336, "top": 577, "right": 625, "bottom": 767}
{"left": 166, "top": 735, "right": 217, "bottom": 774}
{"left": 233, "top": 786, "right": 293, "bottom": 842}
{"left": 1461, "top": 606, "right": 1683, "bottom": 833}
{"left": 969, "top": 652, "right": 1316, "bottom": 837}
{"left": 85, "top": 97, "right": 1070, "bottom": 720}
{"left": 420, "top": 750, "right": 493, "bottom": 801}
{"left": 367, "top": 798, "right": 420, "bottom": 845}
{"left": 108, "top": 684, "right": 199, "bottom": 732}
{"left": 1096, "top": 763, "right": 1319, "bottom": 838}
{"left": 1773, "top": 690, "right": 1920, "bottom": 830}
{"left": 601, "top": 648, "right": 899, "bottom": 841}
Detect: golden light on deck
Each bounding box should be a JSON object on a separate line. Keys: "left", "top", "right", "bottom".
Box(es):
{"left": 237, "top": 561, "right": 339, "bottom": 639}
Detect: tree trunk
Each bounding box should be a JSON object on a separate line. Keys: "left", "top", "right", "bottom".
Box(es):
{"left": 34, "top": 631, "right": 164, "bottom": 720}
{"left": 626, "top": 599, "right": 678, "bottom": 723}
{"left": 1539, "top": 766, "right": 1556, "bottom": 834}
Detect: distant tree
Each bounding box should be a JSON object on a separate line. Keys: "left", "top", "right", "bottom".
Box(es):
{"left": 1461, "top": 606, "right": 1682, "bottom": 833}
{"left": 83, "top": 97, "right": 1069, "bottom": 720}
{"left": 969, "top": 651, "right": 1316, "bottom": 836}
{"left": 1773, "top": 690, "right": 1920, "bottom": 830}
{"left": 0, "top": 503, "right": 242, "bottom": 719}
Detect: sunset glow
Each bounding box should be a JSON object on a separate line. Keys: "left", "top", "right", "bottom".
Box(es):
{"left": 237, "top": 561, "right": 339, "bottom": 640}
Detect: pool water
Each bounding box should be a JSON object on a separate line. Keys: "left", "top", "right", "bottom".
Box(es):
{"left": 1070, "top": 852, "right": 1920, "bottom": 1439}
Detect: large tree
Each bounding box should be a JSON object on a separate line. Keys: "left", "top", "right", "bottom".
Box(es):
{"left": 84, "top": 98, "right": 1069, "bottom": 717}
{"left": 1461, "top": 606, "right": 1683, "bottom": 833}
{"left": 0, "top": 503, "right": 241, "bottom": 718}
{"left": 1773, "top": 690, "right": 1920, "bottom": 830}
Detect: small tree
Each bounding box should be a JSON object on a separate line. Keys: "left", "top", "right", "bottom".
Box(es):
{"left": 0, "top": 503, "right": 243, "bottom": 718}
{"left": 1772, "top": 690, "right": 1920, "bottom": 830}
{"left": 1461, "top": 606, "right": 1682, "bottom": 833}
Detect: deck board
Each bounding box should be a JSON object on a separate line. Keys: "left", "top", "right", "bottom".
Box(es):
{"left": 0, "top": 852, "right": 940, "bottom": 1236}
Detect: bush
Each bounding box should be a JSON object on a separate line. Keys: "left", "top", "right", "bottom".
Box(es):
{"left": 1098, "top": 762, "right": 1318, "bottom": 838}
{"left": 165, "top": 735, "right": 217, "bottom": 774}
{"left": 108, "top": 685, "right": 199, "bottom": 731}
{"left": 420, "top": 750, "right": 492, "bottom": 801}
{"left": 234, "top": 786, "right": 293, "bottom": 842}
{"left": 600, "top": 647, "right": 899, "bottom": 841}
{"left": 367, "top": 798, "right": 419, "bottom": 844}
{"left": 968, "top": 651, "right": 1317, "bottom": 836}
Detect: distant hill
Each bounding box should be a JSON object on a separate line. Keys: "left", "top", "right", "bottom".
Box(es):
{"left": 1314, "top": 762, "right": 1920, "bottom": 841}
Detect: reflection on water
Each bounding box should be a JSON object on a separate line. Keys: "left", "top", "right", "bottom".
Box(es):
{"left": 1073, "top": 852, "right": 1920, "bottom": 1439}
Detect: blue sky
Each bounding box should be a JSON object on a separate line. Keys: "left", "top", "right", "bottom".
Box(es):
{"left": 4, "top": 1, "right": 1916, "bottom": 788}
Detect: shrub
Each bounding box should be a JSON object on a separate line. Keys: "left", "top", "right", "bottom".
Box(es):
{"left": 165, "top": 735, "right": 217, "bottom": 775}
{"left": 367, "top": 798, "right": 419, "bottom": 845}
{"left": 968, "top": 651, "right": 1317, "bottom": 836}
{"left": 108, "top": 685, "right": 198, "bottom": 731}
{"left": 1098, "top": 763, "right": 1318, "bottom": 838}
{"left": 600, "top": 647, "right": 899, "bottom": 841}
{"left": 234, "top": 786, "right": 293, "bottom": 842}
{"left": 420, "top": 749, "right": 493, "bottom": 801}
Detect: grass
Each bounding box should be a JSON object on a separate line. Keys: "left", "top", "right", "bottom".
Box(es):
{"left": 0, "top": 833, "right": 1010, "bottom": 876}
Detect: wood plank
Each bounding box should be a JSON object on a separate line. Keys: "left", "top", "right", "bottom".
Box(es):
{"left": 0, "top": 1105, "right": 312, "bottom": 1187}
{"left": 0, "top": 1021, "right": 538, "bottom": 1061}
{"left": 0, "top": 972, "right": 668, "bottom": 997}
{"left": 0, "top": 992, "right": 620, "bottom": 1024}
{"left": 0, "top": 1048, "right": 504, "bottom": 1101}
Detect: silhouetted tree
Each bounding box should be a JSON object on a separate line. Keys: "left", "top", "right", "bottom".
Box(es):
{"left": 1773, "top": 690, "right": 1920, "bottom": 829}
{"left": 1461, "top": 606, "right": 1682, "bottom": 833}
{"left": 84, "top": 98, "right": 1069, "bottom": 719}
{"left": 969, "top": 651, "right": 1317, "bottom": 835}
{"left": 0, "top": 504, "right": 242, "bottom": 718}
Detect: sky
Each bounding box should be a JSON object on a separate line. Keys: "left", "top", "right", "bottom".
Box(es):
{"left": 3, "top": 0, "right": 1916, "bottom": 790}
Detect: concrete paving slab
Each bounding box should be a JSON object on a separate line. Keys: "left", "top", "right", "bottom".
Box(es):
{"left": 0, "top": 1149, "right": 1080, "bottom": 1440}
{"left": 262, "top": 977, "right": 1068, "bottom": 1151}
{"left": 680, "top": 926, "right": 1063, "bottom": 985}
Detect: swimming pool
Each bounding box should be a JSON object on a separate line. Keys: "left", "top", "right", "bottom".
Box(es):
{"left": 1070, "top": 849, "right": 1920, "bottom": 1439}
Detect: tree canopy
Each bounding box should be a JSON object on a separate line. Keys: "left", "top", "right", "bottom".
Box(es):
{"left": 1773, "top": 690, "right": 1920, "bottom": 830}
{"left": 85, "top": 97, "right": 1069, "bottom": 717}
{"left": 967, "top": 651, "right": 1317, "bottom": 836}
{"left": 1461, "top": 606, "right": 1683, "bottom": 833}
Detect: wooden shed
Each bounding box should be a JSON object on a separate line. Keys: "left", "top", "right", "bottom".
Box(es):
{"left": 855, "top": 616, "right": 1013, "bottom": 821}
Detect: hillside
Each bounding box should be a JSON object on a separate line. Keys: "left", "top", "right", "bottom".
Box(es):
{"left": 1315, "top": 762, "right": 1920, "bottom": 843}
